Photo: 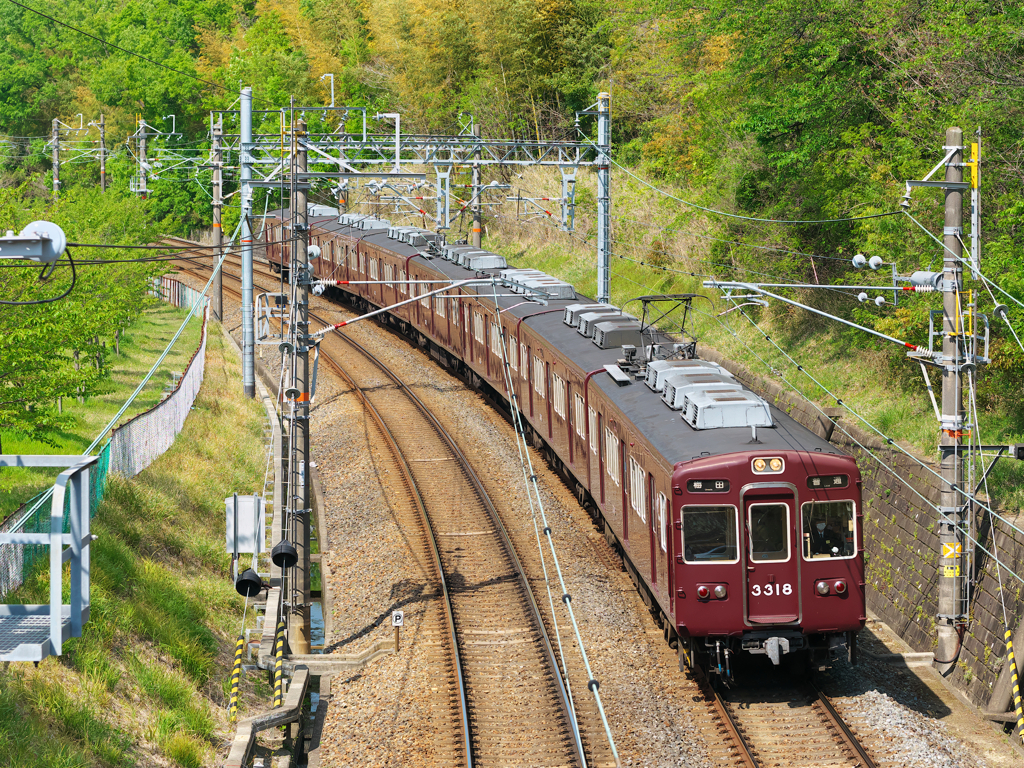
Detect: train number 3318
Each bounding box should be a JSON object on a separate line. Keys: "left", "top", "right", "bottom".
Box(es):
{"left": 751, "top": 583, "right": 793, "bottom": 596}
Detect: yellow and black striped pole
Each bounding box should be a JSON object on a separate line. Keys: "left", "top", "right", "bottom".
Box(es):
{"left": 1006, "top": 629, "right": 1024, "bottom": 743}
{"left": 228, "top": 634, "right": 245, "bottom": 723}
{"left": 273, "top": 621, "right": 286, "bottom": 708}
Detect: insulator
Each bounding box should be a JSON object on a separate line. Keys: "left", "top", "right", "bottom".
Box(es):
{"left": 868, "top": 255, "right": 884, "bottom": 270}
{"left": 875, "top": 295, "right": 886, "bottom": 306}
{"left": 852, "top": 254, "right": 866, "bottom": 268}
{"left": 857, "top": 292, "right": 869, "bottom": 303}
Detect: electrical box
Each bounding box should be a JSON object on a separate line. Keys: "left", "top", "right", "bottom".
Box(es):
{"left": 225, "top": 494, "right": 266, "bottom": 554}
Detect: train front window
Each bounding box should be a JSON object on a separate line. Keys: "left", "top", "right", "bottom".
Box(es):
{"left": 682, "top": 505, "right": 738, "bottom": 563}
{"left": 748, "top": 503, "right": 790, "bottom": 562}
{"left": 802, "top": 500, "right": 856, "bottom": 559}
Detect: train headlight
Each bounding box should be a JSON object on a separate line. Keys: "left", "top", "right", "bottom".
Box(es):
{"left": 816, "top": 581, "right": 830, "bottom": 595}
{"left": 833, "top": 580, "right": 847, "bottom": 594}
{"left": 713, "top": 585, "right": 727, "bottom": 599}
{"left": 752, "top": 457, "right": 784, "bottom": 474}
{"left": 696, "top": 585, "right": 711, "bottom": 600}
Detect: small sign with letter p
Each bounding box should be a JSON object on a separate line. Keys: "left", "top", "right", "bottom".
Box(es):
{"left": 392, "top": 610, "right": 404, "bottom": 627}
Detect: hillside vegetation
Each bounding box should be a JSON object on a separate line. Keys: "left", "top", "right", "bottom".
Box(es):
{"left": 2, "top": 0, "right": 1022, "bottom": 472}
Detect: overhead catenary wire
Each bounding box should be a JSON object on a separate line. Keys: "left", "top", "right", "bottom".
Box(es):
{"left": 602, "top": 257, "right": 1024, "bottom": 588}
{"left": 574, "top": 126, "right": 903, "bottom": 225}
{"left": 684, "top": 302, "right": 1024, "bottom": 589}
{"left": 9, "top": 221, "right": 240, "bottom": 534}
{"left": 489, "top": 279, "right": 621, "bottom": 767}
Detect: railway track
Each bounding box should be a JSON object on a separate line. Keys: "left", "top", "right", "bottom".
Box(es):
{"left": 692, "top": 669, "right": 877, "bottom": 768}
{"left": 172, "top": 246, "right": 589, "bottom": 767}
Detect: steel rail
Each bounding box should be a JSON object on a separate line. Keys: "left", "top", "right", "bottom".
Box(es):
{"left": 315, "top": 311, "right": 588, "bottom": 767}
{"left": 810, "top": 682, "right": 878, "bottom": 768}
{"left": 311, "top": 333, "right": 473, "bottom": 768}
{"left": 177, "top": 257, "right": 587, "bottom": 767}
{"left": 693, "top": 669, "right": 758, "bottom": 768}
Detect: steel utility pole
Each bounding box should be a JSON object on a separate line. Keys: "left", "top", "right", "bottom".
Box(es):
{"left": 212, "top": 116, "right": 223, "bottom": 322}
{"left": 936, "top": 127, "right": 965, "bottom": 674}
{"left": 596, "top": 92, "right": 611, "bottom": 304}
{"left": 241, "top": 86, "right": 255, "bottom": 399}
{"left": 51, "top": 119, "right": 59, "bottom": 195}
{"left": 138, "top": 117, "right": 148, "bottom": 199}
{"left": 472, "top": 123, "right": 482, "bottom": 248}
{"left": 290, "top": 118, "right": 312, "bottom": 654}
{"left": 99, "top": 114, "right": 106, "bottom": 192}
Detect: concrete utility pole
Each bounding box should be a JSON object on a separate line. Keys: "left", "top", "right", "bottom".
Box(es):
{"left": 241, "top": 86, "right": 255, "bottom": 399}
{"left": 99, "top": 115, "right": 106, "bottom": 192}
{"left": 472, "top": 123, "right": 482, "bottom": 248}
{"left": 596, "top": 92, "right": 611, "bottom": 304}
{"left": 51, "top": 119, "right": 59, "bottom": 195}
{"left": 936, "top": 127, "right": 965, "bottom": 674}
{"left": 212, "top": 116, "right": 223, "bottom": 322}
{"left": 138, "top": 117, "right": 148, "bottom": 199}
{"left": 290, "top": 118, "right": 312, "bottom": 654}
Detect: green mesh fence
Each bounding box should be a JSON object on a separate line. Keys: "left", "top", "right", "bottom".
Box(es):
{"left": 0, "top": 443, "right": 110, "bottom": 596}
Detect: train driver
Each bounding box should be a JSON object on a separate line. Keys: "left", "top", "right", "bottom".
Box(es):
{"left": 808, "top": 514, "right": 841, "bottom": 556}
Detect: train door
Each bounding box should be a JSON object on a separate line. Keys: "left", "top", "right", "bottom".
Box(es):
{"left": 597, "top": 412, "right": 605, "bottom": 504}
{"left": 545, "top": 362, "right": 552, "bottom": 438}
{"left": 648, "top": 473, "right": 657, "bottom": 585}
{"left": 527, "top": 347, "right": 534, "bottom": 417}
{"left": 743, "top": 491, "right": 799, "bottom": 624}
{"left": 620, "top": 440, "right": 628, "bottom": 543}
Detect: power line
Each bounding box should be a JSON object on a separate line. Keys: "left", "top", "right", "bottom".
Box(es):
{"left": 575, "top": 127, "right": 903, "bottom": 226}
{"left": 2, "top": 0, "right": 250, "bottom": 103}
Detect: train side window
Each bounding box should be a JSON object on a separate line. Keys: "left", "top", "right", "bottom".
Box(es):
{"left": 588, "top": 408, "right": 598, "bottom": 453}
{"left": 435, "top": 294, "right": 446, "bottom": 319}
{"left": 520, "top": 343, "right": 528, "bottom": 381}
{"left": 574, "top": 394, "right": 586, "bottom": 439}
{"left": 551, "top": 373, "right": 566, "bottom": 418}
{"left": 509, "top": 337, "right": 518, "bottom": 371}
{"left": 801, "top": 500, "right": 856, "bottom": 559}
{"left": 657, "top": 492, "right": 668, "bottom": 552}
{"left": 629, "top": 457, "right": 646, "bottom": 521}
{"left": 399, "top": 269, "right": 407, "bottom": 295}
{"left": 533, "top": 356, "right": 546, "bottom": 398}
{"left": 491, "top": 324, "right": 503, "bottom": 358}
{"left": 682, "top": 506, "right": 738, "bottom": 563}
{"left": 748, "top": 503, "right": 790, "bottom": 563}
{"left": 369, "top": 259, "right": 379, "bottom": 280}
{"left": 605, "top": 429, "right": 620, "bottom": 485}
{"left": 474, "top": 312, "right": 485, "bottom": 343}
{"left": 450, "top": 298, "right": 459, "bottom": 326}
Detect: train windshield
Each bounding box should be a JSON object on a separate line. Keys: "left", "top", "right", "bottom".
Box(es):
{"left": 682, "top": 505, "right": 738, "bottom": 563}
{"left": 802, "top": 500, "right": 856, "bottom": 559}
{"left": 748, "top": 503, "right": 790, "bottom": 562}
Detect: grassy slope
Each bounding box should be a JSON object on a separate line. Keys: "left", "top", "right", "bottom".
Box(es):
{"left": 1, "top": 301, "right": 204, "bottom": 520}
{"left": 0, "top": 325, "right": 273, "bottom": 768}
{"left": 480, "top": 167, "right": 1024, "bottom": 510}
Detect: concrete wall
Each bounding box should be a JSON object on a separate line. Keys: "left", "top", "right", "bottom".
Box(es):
{"left": 700, "top": 346, "right": 1024, "bottom": 709}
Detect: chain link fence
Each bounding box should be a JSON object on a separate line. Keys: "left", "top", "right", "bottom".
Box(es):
{"left": 0, "top": 278, "right": 210, "bottom": 598}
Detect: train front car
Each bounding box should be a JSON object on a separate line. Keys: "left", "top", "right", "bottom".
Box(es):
{"left": 674, "top": 449, "right": 864, "bottom": 679}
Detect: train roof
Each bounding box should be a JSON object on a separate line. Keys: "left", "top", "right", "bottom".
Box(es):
{"left": 280, "top": 214, "right": 842, "bottom": 466}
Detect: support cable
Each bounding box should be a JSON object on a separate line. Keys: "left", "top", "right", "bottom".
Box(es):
{"left": 574, "top": 126, "right": 902, "bottom": 225}
{"left": 724, "top": 303, "right": 1024, "bottom": 551}
{"left": 489, "top": 280, "right": 621, "bottom": 766}
{"left": 10, "top": 220, "right": 241, "bottom": 533}
{"left": 686, "top": 303, "right": 1024, "bottom": 587}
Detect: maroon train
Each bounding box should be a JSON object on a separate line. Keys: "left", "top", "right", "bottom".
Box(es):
{"left": 261, "top": 209, "right": 866, "bottom": 679}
